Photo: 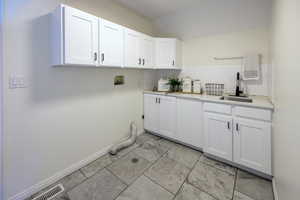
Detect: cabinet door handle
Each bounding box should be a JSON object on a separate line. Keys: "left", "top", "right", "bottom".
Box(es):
{"left": 158, "top": 98, "right": 161, "bottom": 104}
{"left": 138, "top": 58, "right": 142, "bottom": 65}
{"left": 94, "top": 52, "right": 98, "bottom": 61}
{"left": 172, "top": 60, "right": 175, "bottom": 66}
{"left": 143, "top": 59, "right": 145, "bottom": 66}
{"left": 227, "top": 121, "right": 231, "bottom": 130}
{"left": 155, "top": 98, "right": 157, "bottom": 103}
{"left": 236, "top": 123, "right": 239, "bottom": 132}
{"left": 101, "top": 53, "right": 105, "bottom": 62}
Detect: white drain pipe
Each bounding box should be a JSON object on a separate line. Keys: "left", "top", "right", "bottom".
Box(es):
{"left": 109, "top": 122, "right": 138, "bottom": 155}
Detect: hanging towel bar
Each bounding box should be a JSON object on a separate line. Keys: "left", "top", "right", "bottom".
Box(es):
{"left": 214, "top": 56, "right": 244, "bottom": 60}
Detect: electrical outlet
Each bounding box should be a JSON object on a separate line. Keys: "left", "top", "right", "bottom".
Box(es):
{"left": 9, "top": 75, "right": 26, "bottom": 89}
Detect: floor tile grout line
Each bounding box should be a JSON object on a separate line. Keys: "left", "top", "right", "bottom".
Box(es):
{"left": 143, "top": 174, "right": 176, "bottom": 197}
{"left": 104, "top": 164, "right": 131, "bottom": 187}
{"left": 137, "top": 146, "right": 178, "bottom": 195}
{"left": 31, "top": 135, "right": 227, "bottom": 200}
{"left": 184, "top": 157, "right": 223, "bottom": 200}
{"left": 104, "top": 136, "right": 169, "bottom": 198}
{"left": 198, "top": 156, "right": 238, "bottom": 176}
{"left": 110, "top": 136, "right": 172, "bottom": 200}
{"left": 104, "top": 138, "right": 167, "bottom": 185}
{"left": 171, "top": 153, "right": 218, "bottom": 200}
{"left": 231, "top": 169, "right": 238, "bottom": 200}
{"left": 62, "top": 143, "right": 140, "bottom": 198}
{"left": 140, "top": 138, "right": 207, "bottom": 198}
{"left": 171, "top": 153, "right": 203, "bottom": 200}
{"left": 143, "top": 173, "right": 177, "bottom": 196}
{"left": 64, "top": 134, "right": 160, "bottom": 200}
{"left": 63, "top": 142, "right": 141, "bottom": 195}
{"left": 142, "top": 145, "right": 203, "bottom": 197}
{"left": 109, "top": 156, "right": 164, "bottom": 200}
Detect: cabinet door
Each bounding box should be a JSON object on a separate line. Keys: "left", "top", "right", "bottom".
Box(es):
{"left": 155, "top": 39, "right": 175, "bottom": 68}
{"left": 99, "top": 19, "right": 124, "bottom": 67}
{"left": 64, "top": 6, "right": 99, "bottom": 65}
{"left": 140, "top": 35, "right": 154, "bottom": 68}
{"left": 204, "top": 113, "right": 233, "bottom": 161}
{"left": 159, "top": 96, "right": 177, "bottom": 139}
{"left": 234, "top": 118, "right": 271, "bottom": 174}
{"left": 177, "top": 98, "right": 203, "bottom": 148}
{"left": 144, "top": 94, "right": 159, "bottom": 133}
{"left": 124, "top": 28, "right": 140, "bottom": 68}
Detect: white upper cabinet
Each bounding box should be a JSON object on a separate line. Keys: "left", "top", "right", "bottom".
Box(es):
{"left": 51, "top": 5, "right": 180, "bottom": 69}
{"left": 124, "top": 28, "right": 141, "bottom": 68}
{"left": 155, "top": 38, "right": 182, "bottom": 69}
{"left": 124, "top": 31, "right": 155, "bottom": 68}
{"left": 99, "top": 19, "right": 124, "bottom": 67}
{"left": 52, "top": 5, "right": 99, "bottom": 66}
{"left": 57, "top": 5, "right": 99, "bottom": 66}
{"left": 233, "top": 118, "right": 271, "bottom": 174}
{"left": 140, "top": 34, "right": 154, "bottom": 68}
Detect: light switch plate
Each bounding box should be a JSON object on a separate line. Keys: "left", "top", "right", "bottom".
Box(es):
{"left": 9, "top": 75, "right": 27, "bottom": 89}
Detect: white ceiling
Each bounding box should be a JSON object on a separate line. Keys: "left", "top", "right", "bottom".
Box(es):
{"left": 114, "top": 0, "right": 198, "bottom": 19}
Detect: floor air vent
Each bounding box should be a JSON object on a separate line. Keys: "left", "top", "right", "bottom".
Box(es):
{"left": 32, "top": 184, "right": 64, "bottom": 200}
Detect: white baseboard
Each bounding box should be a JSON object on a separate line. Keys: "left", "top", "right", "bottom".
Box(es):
{"left": 272, "top": 178, "right": 279, "bottom": 200}
{"left": 8, "top": 144, "right": 113, "bottom": 200}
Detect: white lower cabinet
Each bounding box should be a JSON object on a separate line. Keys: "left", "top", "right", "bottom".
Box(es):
{"left": 144, "top": 95, "right": 272, "bottom": 175}
{"left": 203, "top": 103, "right": 272, "bottom": 175}
{"left": 234, "top": 118, "right": 271, "bottom": 174}
{"left": 144, "top": 94, "right": 177, "bottom": 139}
{"left": 144, "top": 94, "right": 160, "bottom": 133}
{"left": 177, "top": 98, "right": 203, "bottom": 148}
{"left": 204, "top": 113, "right": 233, "bottom": 161}
{"left": 159, "top": 96, "right": 177, "bottom": 139}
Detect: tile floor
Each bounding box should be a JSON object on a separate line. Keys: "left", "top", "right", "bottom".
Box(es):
{"left": 28, "top": 132, "right": 274, "bottom": 200}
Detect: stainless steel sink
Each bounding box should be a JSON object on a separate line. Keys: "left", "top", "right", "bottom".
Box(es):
{"left": 220, "top": 96, "right": 253, "bottom": 103}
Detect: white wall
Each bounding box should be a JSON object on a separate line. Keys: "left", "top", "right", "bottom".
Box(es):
{"left": 182, "top": 29, "right": 270, "bottom": 66}
{"left": 153, "top": 0, "right": 272, "bottom": 96}
{"left": 153, "top": 0, "right": 272, "bottom": 40}
{"left": 3, "top": 0, "right": 155, "bottom": 199}
{"left": 271, "top": 0, "right": 300, "bottom": 199}
{"left": 0, "top": 0, "right": 4, "bottom": 199}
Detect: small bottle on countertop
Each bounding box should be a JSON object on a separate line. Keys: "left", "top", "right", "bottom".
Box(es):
{"left": 193, "top": 80, "right": 202, "bottom": 94}
{"left": 182, "top": 77, "right": 193, "bottom": 93}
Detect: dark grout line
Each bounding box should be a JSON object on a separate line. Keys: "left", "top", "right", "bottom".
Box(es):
{"left": 105, "top": 166, "right": 129, "bottom": 187}
{"left": 134, "top": 141, "right": 177, "bottom": 195}
{"left": 183, "top": 155, "right": 219, "bottom": 200}
{"left": 52, "top": 135, "right": 241, "bottom": 200}
{"left": 141, "top": 143, "right": 202, "bottom": 198}
{"left": 171, "top": 153, "right": 203, "bottom": 200}
{"left": 108, "top": 135, "right": 168, "bottom": 199}
{"left": 199, "top": 155, "right": 238, "bottom": 176}
{"left": 232, "top": 169, "right": 238, "bottom": 200}
{"left": 143, "top": 174, "right": 176, "bottom": 196}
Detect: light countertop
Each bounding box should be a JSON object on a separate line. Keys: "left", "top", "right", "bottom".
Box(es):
{"left": 143, "top": 91, "right": 274, "bottom": 110}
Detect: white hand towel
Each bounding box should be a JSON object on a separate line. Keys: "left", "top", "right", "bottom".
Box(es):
{"left": 242, "top": 54, "right": 260, "bottom": 80}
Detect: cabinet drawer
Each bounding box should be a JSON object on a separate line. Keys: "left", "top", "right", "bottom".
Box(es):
{"left": 234, "top": 106, "right": 272, "bottom": 121}
{"left": 203, "top": 103, "right": 232, "bottom": 115}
